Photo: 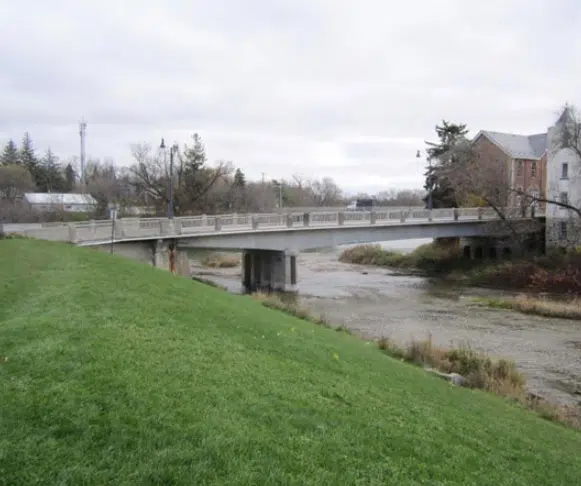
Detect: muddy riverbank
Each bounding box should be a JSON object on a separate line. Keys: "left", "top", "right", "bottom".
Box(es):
{"left": 187, "top": 243, "right": 581, "bottom": 406}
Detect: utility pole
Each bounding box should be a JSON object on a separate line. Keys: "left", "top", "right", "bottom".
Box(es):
{"left": 79, "top": 118, "right": 87, "bottom": 193}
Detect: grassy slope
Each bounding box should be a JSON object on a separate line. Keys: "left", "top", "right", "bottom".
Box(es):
{"left": 1, "top": 241, "right": 581, "bottom": 486}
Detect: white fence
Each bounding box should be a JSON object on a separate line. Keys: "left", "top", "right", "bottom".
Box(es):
{"left": 3, "top": 207, "right": 544, "bottom": 245}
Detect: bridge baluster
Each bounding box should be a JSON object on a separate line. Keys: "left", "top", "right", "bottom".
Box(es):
{"left": 338, "top": 212, "right": 345, "bottom": 225}
{"left": 303, "top": 212, "right": 310, "bottom": 227}
{"left": 215, "top": 217, "right": 221, "bottom": 231}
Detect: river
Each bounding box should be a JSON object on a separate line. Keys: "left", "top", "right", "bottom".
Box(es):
{"left": 187, "top": 240, "right": 581, "bottom": 406}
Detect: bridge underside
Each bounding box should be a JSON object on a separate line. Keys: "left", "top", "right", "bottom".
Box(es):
{"left": 92, "top": 219, "right": 542, "bottom": 294}
{"left": 177, "top": 220, "right": 541, "bottom": 252}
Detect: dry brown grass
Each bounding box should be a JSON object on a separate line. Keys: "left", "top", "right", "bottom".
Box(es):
{"left": 377, "top": 335, "right": 581, "bottom": 430}
{"left": 252, "top": 292, "right": 342, "bottom": 330}
{"left": 475, "top": 295, "right": 581, "bottom": 320}
{"left": 200, "top": 252, "right": 241, "bottom": 268}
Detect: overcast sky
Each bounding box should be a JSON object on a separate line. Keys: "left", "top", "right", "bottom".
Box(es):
{"left": 1, "top": 0, "right": 580, "bottom": 194}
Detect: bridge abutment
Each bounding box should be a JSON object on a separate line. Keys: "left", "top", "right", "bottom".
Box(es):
{"left": 242, "top": 249, "right": 298, "bottom": 293}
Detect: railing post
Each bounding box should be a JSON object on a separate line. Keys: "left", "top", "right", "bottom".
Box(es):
{"left": 428, "top": 210, "right": 433, "bottom": 222}
{"left": 338, "top": 212, "right": 345, "bottom": 225}
{"left": 214, "top": 217, "right": 221, "bottom": 231}
{"left": 303, "top": 212, "right": 310, "bottom": 227}
{"left": 454, "top": 208, "right": 459, "bottom": 221}
{"left": 172, "top": 219, "right": 182, "bottom": 235}
{"left": 159, "top": 220, "right": 165, "bottom": 235}
{"left": 400, "top": 211, "right": 406, "bottom": 223}
{"left": 531, "top": 206, "right": 535, "bottom": 219}
{"left": 252, "top": 216, "right": 259, "bottom": 230}
{"left": 286, "top": 214, "right": 293, "bottom": 228}
{"left": 370, "top": 211, "right": 376, "bottom": 224}
{"left": 477, "top": 207, "right": 483, "bottom": 220}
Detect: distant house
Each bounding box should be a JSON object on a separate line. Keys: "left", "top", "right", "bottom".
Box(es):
{"left": 24, "top": 193, "right": 98, "bottom": 213}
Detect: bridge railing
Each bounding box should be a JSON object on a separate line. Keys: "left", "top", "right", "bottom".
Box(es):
{"left": 8, "top": 206, "right": 544, "bottom": 244}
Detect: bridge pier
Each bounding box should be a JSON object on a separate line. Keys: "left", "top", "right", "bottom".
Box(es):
{"left": 242, "top": 249, "right": 298, "bottom": 293}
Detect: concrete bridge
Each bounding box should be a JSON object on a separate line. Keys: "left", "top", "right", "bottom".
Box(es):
{"left": 4, "top": 206, "right": 543, "bottom": 292}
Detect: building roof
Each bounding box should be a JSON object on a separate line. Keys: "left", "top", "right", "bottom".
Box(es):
{"left": 24, "top": 193, "right": 98, "bottom": 205}
{"left": 475, "top": 130, "right": 547, "bottom": 160}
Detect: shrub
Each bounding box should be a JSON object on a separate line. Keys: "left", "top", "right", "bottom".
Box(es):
{"left": 377, "top": 336, "right": 526, "bottom": 397}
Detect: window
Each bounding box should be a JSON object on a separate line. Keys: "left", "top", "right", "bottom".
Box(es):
{"left": 559, "top": 221, "right": 568, "bottom": 240}
{"left": 562, "top": 163, "right": 569, "bottom": 179}
{"left": 531, "top": 161, "right": 537, "bottom": 177}
{"left": 516, "top": 160, "right": 523, "bottom": 176}
{"left": 559, "top": 192, "right": 569, "bottom": 208}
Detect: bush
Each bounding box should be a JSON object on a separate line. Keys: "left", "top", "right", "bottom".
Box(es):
{"left": 475, "top": 295, "right": 581, "bottom": 320}
{"left": 339, "top": 242, "right": 460, "bottom": 271}
{"left": 377, "top": 336, "right": 526, "bottom": 397}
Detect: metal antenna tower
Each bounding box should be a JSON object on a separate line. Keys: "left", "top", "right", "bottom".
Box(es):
{"left": 79, "top": 118, "right": 87, "bottom": 191}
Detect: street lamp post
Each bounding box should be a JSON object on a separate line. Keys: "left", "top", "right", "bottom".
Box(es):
{"left": 276, "top": 182, "right": 283, "bottom": 210}
{"left": 161, "top": 138, "right": 179, "bottom": 219}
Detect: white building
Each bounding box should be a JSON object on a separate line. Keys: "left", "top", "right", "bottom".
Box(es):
{"left": 24, "top": 193, "right": 98, "bottom": 213}
{"left": 546, "top": 108, "right": 581, "bottom": 249}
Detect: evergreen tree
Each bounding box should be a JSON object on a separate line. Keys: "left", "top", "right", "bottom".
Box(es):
{"left": 423, "top": 121, "right": 468, "bottom": 209}
{"left": 37, "top": 149, "right": 66, "bottom": 193}
{"left": 20, "top": 133, "right": 37, "bottom": 171}
{"left": 64, "top": 163, "right": 76, "bottom": 192}
{"left": 181, "top": 133, "right": 207, "bottom": 171}
{"left": 19, "top": 132, "right": 40, "bottom": 189}
{"left": 233, "top": 168, "right": 246, "bottom": 187}
{"left": 0, "top": 139, "right": 19, "bottom": 165}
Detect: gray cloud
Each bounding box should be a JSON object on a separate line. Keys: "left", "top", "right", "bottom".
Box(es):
{"left": 1, "top": 0, "right": 580, "bottom": 192}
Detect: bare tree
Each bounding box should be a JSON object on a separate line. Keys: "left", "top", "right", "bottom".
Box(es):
{"left": 0, "top": 165, "right": 35, "bottom": 201}
{"left": 308, "top": 177, "right": 343, "bottom": 206}
{"left": 375, "top": 189, "right": 425, "bottom": 207}
{"left": 0, "top": 165, "right": 36, "bottom": 223}
{"left": 129, "top": 135, "right": 233, "bottom": 216}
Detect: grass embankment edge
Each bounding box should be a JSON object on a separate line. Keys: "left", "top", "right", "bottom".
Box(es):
{"left": 245, "top": 291, "right": 581, "bottom": 430}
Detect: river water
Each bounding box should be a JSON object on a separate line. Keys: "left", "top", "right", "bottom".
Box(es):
{"left": 187, "top": 240, "right": 581, "bottom": 406}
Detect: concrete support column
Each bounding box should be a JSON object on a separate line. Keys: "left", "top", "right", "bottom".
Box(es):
{"left": 153, "top": 239, "right": 170, "bottom": 270}
{"left": 242, "top": 249, "right": 298, "bottom": 293}
{"left": 176, "top": 248, "right": 191, "bottom": 276}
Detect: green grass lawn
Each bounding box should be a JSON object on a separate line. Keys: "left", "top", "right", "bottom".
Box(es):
{"left": 1, "top": 240, "right": 581, "bottom": 485}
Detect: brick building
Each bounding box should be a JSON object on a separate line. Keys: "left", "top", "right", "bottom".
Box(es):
{"left": 470, "top": 130, "right": 547, "bottom": 209}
